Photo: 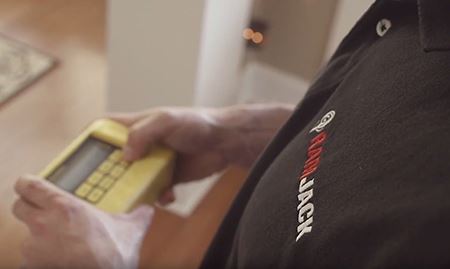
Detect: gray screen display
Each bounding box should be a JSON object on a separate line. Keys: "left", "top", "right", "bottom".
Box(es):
{"left": 47, "top": 137, "right": 115, "bottom": 192}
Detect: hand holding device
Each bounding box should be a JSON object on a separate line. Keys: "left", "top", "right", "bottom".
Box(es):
{"left": 111, "top": 105, "right": 295, "bottom": 205}
{"left": 40, "top": 119, "right": 175, "bottom": 213}
{"left": 11, "top": 104, "right": 293, "bottom": 268}
{"left": 110, "top": 107, "right": 233, "bottom": 205}
{"left": 12, "top": 175, "right": 152, "bottom": 269}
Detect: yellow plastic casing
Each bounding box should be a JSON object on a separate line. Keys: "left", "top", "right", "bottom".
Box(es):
{"left": 39, "top": 119, "right": 175, "bottom": 213}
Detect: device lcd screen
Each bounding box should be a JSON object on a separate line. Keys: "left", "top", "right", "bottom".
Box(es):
{"left": 47, "top": 137, "right": 116, "bottom": 192}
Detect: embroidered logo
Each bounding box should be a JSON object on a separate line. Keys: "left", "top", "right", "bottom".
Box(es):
{"left": 296, "top": 110, "right": 335, "bottom": 242}
{"left": 309, "top": 110, "right": 335, "bottom": 133}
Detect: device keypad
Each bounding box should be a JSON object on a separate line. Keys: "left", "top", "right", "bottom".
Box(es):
{"left": 87, "top": 189, "right": 105, "bottom": 203}
{"left": 74, "top": 149, "right": 129, "bottom": 204}
{"left": 98, "top": 161, "right": 114, "bottom": 173}
{"left": 109, "top": 150, "right": 123, "bottom": 161}
{"left": 75, "top": 184, "right": 92, "bottom": 198}
{"left": 110, "top": 166, "right": 125, "bottom": 177}
{"left": 99, "top": 176, "right": 115, "bottom": 189}
{"left": 86, "top": 172, "right": 103, "bottom": 185}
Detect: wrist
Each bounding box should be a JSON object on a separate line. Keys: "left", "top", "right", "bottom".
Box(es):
{"left": 209, "top": 104, "right": 294, "bottom": 167}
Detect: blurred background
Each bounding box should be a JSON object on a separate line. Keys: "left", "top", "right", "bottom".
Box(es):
{"left": 0, "top": 0, "right": 372, "bottom": 268}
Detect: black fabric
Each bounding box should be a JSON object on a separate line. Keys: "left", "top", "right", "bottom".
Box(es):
{"left": 200, "top": 0, "right": 450, "bottom": 268}
{"left": 418, "top": 0, "right": 450, "bottom": 51}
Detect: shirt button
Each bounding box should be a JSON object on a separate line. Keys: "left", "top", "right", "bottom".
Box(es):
{"left": 376, "top": 18, "right": 392, "bottom": 37}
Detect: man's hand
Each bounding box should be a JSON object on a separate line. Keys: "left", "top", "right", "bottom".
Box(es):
{"left": 12, "top": 175, "right": 153, "bottom": 269}
{"left": 110, "top": 104, "right": 294, "bottom": 205}
{"left": 10, "top": 104, "right": 293, "bottom": 268}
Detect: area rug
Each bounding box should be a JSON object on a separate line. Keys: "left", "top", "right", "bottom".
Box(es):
{"left": 0, "top": 34, "right": 55, "bottom": 105}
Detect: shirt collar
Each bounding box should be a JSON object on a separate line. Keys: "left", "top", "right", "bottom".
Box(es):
{"left": 417, "top": 0, "right": 450, "bottom": 51}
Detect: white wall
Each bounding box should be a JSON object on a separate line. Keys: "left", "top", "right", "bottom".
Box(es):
{"left": 194, "top": 0, "right": 254, "bottom": 107}
{"left": 324, "top": 0, "right": 375, "bottom": 61}
{"left": 238, "top": 61, "right": 309, "bottom": 104}
{"left": 248, "top": 0, "right": 337, "bottom": 80}
{"left": 107, "top": 0, "right": 205, "bottom": 111}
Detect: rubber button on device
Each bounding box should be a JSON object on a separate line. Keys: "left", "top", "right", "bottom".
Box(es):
{"left": 110, "top": 166, "right": 125, "bottom": 178}
{"left": 86, "top": 172, "right": 103, "bottom": 185}
{"left": 99, "top": 176, "right": 115, "bottom": 189}
{"left": 119, "top": 161, "right": 129, "bottom": 167}
{"left": 75, "top": 184, "right": 92, "bottom": 198}
{"left": 98, "top": 161, "right": 114, "bottom": 173}
{"left": 87, "top": 189, "right": 104, "bottom": 203}
{"left": 108, "top": 150, "right": 123, "bottom": 162}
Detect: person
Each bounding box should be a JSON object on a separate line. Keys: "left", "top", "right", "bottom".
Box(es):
{"left": 12, "top": 0, "right": 450, "bottom": 268}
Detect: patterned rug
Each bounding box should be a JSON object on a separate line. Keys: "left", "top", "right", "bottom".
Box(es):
{"left": 0, "top": 34, "right": 55, "bottom": 105}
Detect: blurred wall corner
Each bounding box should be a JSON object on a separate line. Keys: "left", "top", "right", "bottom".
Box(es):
{"left": 246, "top": 0, "right": 338, "bottom": 81}
{"left": 238, "top": 61, "right": 309, "bottom": 105}
{"left": 235, "top": 0, "right": 338, "bottom": 107}
{"left": 194, "top": 0, "right": 339, "bottom": 108}
{"left": 193, "top": 0, "right": 254, "bottom": 107}
{"left": 323, "top": 0, "right": 375, "bottom": 61}
{"left": 106, "top": 0, "right": 374, "bottom": 112}
{"left": 107, "top": 0, "right": 206, "bottom": 112}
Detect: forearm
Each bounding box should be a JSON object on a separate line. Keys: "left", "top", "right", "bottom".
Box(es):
{"left": 212, "top": 103, "right": 295, "bottom": 168}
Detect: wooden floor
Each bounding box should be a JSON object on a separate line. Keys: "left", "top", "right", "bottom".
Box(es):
{"left": 0, "top": 1, "right": 246, "bottom": 268}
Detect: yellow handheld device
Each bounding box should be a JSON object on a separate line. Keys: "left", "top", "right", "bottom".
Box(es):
{"left": 40, "top": 119, "right": 175, "bottom": 213}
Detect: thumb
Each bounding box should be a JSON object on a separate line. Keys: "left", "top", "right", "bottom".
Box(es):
{"left": 123, "top": 113, "right": 175, "bottom": 161}
{"left": 15, "top": 175, "right": 72, "bottom": 209}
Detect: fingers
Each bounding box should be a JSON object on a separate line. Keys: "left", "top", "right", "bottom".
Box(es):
{"left": 124, "top": 112, "right": 176, "bottom": 161}
{"left": 14, "top": 175, "right": 67, "bottom": 209}
{"left": 12, "top": 198, "right": 40, "bottom": 224}
{"left": 13, "top": 175, "right": 85, "bottom": 236}
{"left": 12, "top": 198, "right": 48, "bottom": 236}
{"left": 15, "top": 176, "right": 51, "bottom": 209}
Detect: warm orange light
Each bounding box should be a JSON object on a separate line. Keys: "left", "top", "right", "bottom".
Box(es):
{"left": 252, "top": 32, "right": 264, "bottom": 44}
{"left": 242, "top": 28, "right": 254, "bottom": 40}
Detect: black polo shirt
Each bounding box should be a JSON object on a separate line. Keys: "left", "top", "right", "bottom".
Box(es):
{"left": 200, "top": 0, "right": 450, "bottom": 268}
